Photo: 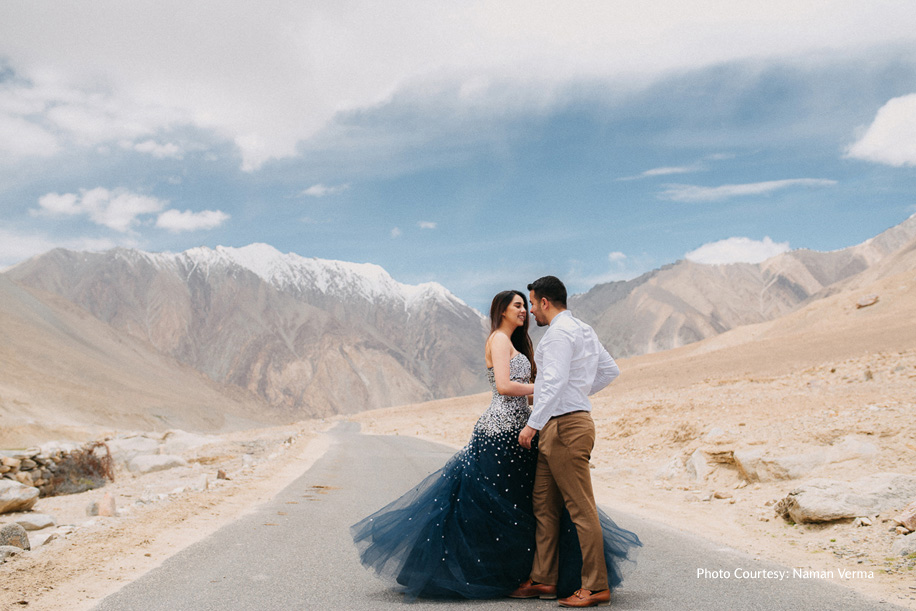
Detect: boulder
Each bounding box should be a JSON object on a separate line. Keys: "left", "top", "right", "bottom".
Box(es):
{"left": 29, "top": 531, "right": 58, "bottom": 547}
{"left": 0, "top": 457, "right": 21, "bottom": 470}
{"left": 733, "top": 436, "right": 877, "bottom": 482}
{"left": 686, "top": 449, "right": 711, "bottom": 481}
{"left": 891, "top": 533, "right": 916, "bottom": 557}
{"left": 14, "top": 513, "right": 55, "bottom": 531}
{"left": 126, "top": 454, "right": 187, "bottom": 475}
{"left": 654, "top": 457, "right": 685, "bottom": 480}
{"left": 775, "top": 473, "right": 916, "bottom": 524}
{"left": 15, "top": 471, "right": 34, "bottom": 486}
{"left": 733, "top": 449, "right": 765, "bottom": 481}
{"left": 0, "top": 480, "right": 39, "bottom": 514}
{"left": 98, "top": 491, "right": 117, "bottom": 517}
{"left": 856, "top": 294, "right": 879, "bottom": 308}
{"left": 895, "top": 499, "right": 916, "bottom": 531}
{"left": 825, "top": 436, "right": 878, "bottom": 463}
{"left": 0, "top": 523, "right": 30, "bottom": 550}
{"left": 161, "top": 430, "right": 217, "bottom": 454}
{"left": 107, "top": 435, "right": 161, "bottom": 466}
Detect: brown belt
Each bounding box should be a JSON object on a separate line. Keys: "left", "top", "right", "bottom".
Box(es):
{"left": 548, "top": 409, "right": 587, "bottom": 421}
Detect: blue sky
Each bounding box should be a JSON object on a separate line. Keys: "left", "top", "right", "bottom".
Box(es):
{"left": 2, "top": 2, "right": 916, "bottom": 312}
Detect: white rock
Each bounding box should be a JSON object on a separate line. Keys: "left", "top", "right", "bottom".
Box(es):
{"left": 160, "top": 430, "right": 218, "bottom": 455}
{"left": 127, "top": 454, "right": 188, "bottom": 474}
{"left": 14, "top": 513, "right": 56, "bottom": 531}
{"left": 0, "top": 545, "right": 25, "bottom": 562}
{"left": 107, "top": 435, "right": 161, "bottom": 467}
{"left": 654, "top": 457, "right": 685, "bottom": 480}
{"left": 824, "top": 435, "right": 878, "bottom": 463}
{"left": 30, "top": 531, "right": 58, "bottom": 547}
{"left": 686, "top": 449, "right": 711, "bottom": 481}
{"left": 776, "top": 473, "right": 916, "bottom": 524}
{"left": 734, "top": 449, "right": 765, "bottom": 482}
{"left": 734, "top": 436, "right": 877, "bottom": 483}
{"left": 891, "top": 533, "right": 916, "bottom": 557}
{"left": 0, "top": 480, "right": 39, "bottom": 514}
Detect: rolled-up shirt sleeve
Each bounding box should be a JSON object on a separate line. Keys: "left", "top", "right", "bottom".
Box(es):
{"left": 527, "top": 330, "right": 573, "bottom": 430}
{"left": 589, "top": 346, "right": 619, "bottom": 395}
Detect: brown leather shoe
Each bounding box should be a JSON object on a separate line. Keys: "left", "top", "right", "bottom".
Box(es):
{"left": 558, "top": 588, "right": 611, "bottom": 607}
{"left": 508, "top": 578, "right": 558, "bottom": 599}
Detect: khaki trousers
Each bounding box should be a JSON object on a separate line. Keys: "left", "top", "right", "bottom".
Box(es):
{"left": 530, "top": 410, "right": 607, "bottom": 591}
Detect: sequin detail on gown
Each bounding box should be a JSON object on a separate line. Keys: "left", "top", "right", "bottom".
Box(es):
{"left": 350, "top": 353, "right": 640, "bottom": 599}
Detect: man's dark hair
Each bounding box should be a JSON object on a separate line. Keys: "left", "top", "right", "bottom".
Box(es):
{"left": 527, "top": 276, "right": 567, "bottom": 308}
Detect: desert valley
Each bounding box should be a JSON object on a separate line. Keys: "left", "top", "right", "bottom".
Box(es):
{"left": 2, "top": 214, "right": 916, "bottom": 609}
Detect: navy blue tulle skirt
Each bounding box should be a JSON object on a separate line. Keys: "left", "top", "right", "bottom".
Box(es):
{"left": 351, "top": 425, "right": 640, "bottom": 599}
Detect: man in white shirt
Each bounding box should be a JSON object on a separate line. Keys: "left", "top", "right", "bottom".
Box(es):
{"left": 511, "top": 276, "right": 620, "bottom": 608}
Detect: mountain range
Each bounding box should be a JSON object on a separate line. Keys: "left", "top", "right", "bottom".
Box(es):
{"left": 6, "top": 244, "right": 488, "bottom": 421}
{"left": 571, "top": 213, "right": 916, "bottom": 357}
{"left": 2, "top": 213, "right": 914, "bottom": 437}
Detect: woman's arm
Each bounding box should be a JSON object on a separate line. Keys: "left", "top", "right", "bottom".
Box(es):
{"left": 490, "top": 332, "right": 535, "bottom": 397}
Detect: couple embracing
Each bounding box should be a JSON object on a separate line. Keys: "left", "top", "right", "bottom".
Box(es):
{"left": 351, "top": 276, "right": 640, "bottom": 607}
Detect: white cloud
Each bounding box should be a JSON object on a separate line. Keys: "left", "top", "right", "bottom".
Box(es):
{"left": 845, "top": 93, "right": 916, "bottom": 167}
{"left": 0, "top": 112, "right": 61, "bottom": 157}
{"left": 660, "top": 178, "right": 837, "bottom": 202}
{"left": 128, "top": 139, "right": 184, "bottom": 159}
{"left": 0, "top": 2, "right": 914, "bottom": 169}
{"left": 418, "top": 221, "right": 437, "bottom": 229}
{"left": 390, "top": 227, "right": 402, "bottom": 239}
{"left": 619, "top": 165, "right": 700, "bottom": 181}
{"left": 300, "top": 183, "right": 350, "bottom": 197}
{"left": 32, "top": 187, "right": 168, "bottom": 233}
{"left": 155, "top": 209, "right": 230, "bottom": 233}
{"left": 641, "top": 166, "right": 696, "bottom": 177}
{"left": 685, "top": 236, "right": 790, "bottom": 265}
{"left": 608, "top": 251, "right": 627, "bottom": 262}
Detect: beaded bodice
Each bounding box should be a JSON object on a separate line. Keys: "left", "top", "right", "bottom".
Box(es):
{"left": 475, "top": 353, "right": 532, "bottom": 436}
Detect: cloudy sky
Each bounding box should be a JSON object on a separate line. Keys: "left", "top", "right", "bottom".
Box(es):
{"left": 2, "top": 1, "right": 916, "bottom": 311}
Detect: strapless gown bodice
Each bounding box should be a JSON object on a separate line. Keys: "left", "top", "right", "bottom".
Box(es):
{"left": 475, "top": 353, "right": 531, "bottom": 435}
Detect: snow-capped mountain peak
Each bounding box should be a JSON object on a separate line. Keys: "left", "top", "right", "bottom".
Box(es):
{"left": 143, "top": 243, "right": 469, "bottom": 312}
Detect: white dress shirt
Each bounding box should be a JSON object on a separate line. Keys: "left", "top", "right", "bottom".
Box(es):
{"left": 527, "top": 310, "right": 620, "bottom": 430}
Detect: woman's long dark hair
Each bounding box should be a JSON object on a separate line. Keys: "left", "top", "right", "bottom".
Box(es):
{"left": 489, "top": 290, "right": 536, "bottom": 380}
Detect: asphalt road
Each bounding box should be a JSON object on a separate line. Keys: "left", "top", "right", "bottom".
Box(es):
{"left": 93, "top": 422, "right": 903, "bottom": 610}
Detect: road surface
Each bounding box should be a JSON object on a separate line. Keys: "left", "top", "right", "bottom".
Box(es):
{"left": 94, "top": 422, "right": 903, "bottom": 610}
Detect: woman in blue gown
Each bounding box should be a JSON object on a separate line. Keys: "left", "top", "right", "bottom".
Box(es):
{"left": 351, "top": 290, "right": 640, "bottom": 599}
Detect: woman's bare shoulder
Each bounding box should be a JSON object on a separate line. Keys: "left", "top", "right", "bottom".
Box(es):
{"left": 488, "top": 330, "right": 512, "bottom": 346}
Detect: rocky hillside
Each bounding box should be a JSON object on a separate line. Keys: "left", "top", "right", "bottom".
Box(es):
{"left": 571, "top": 213, "right": 916, "bottom": 357}
{"left": 0, "top": 275, "right": 271, "bottom": 445}
{"left": 6, "top": 245, "right": 488, "bottom": 418}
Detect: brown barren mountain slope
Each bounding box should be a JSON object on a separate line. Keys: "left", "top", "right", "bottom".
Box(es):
{"left": 573, "top": 213, "right": 916, "bottom": 358}
{"left": 0, "top": 276, "right": 275, "bottom": 447}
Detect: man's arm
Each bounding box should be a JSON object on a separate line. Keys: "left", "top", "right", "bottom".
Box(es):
{"left": 589, "top": 345, "right": 619, "bottom": 395}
